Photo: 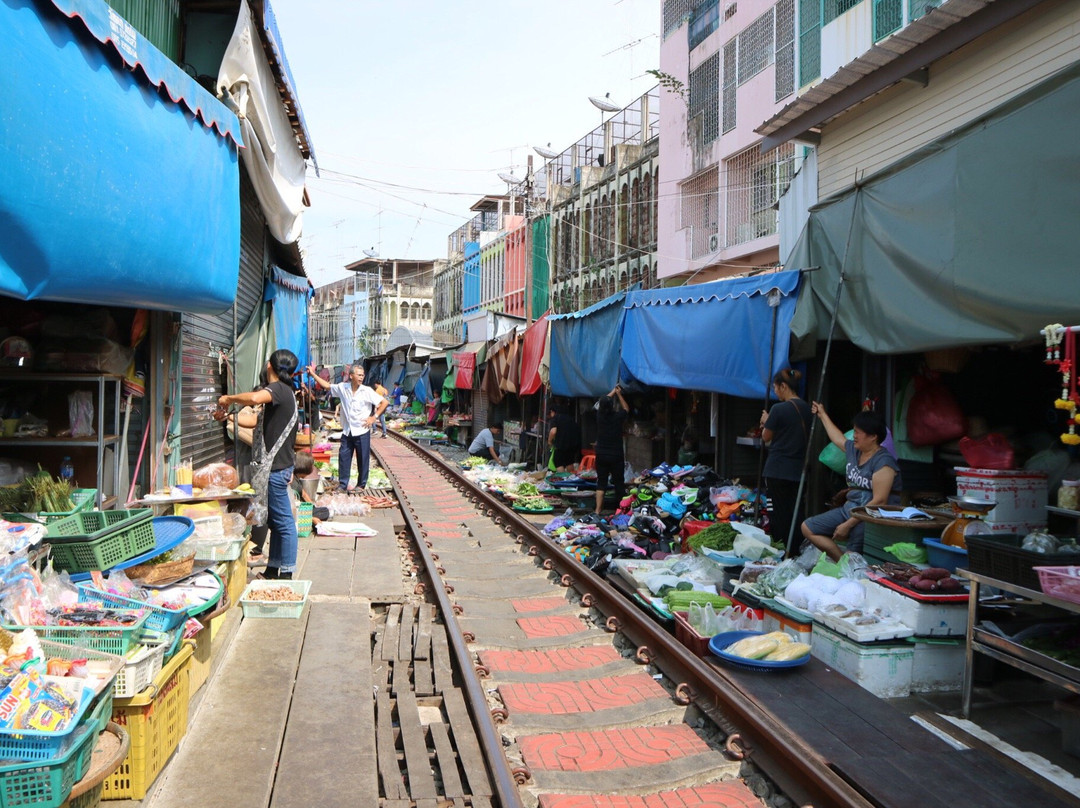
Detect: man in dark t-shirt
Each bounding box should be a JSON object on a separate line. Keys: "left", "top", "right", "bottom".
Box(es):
{"left": 594, "top": 386, "right": 629, "bottom": 514}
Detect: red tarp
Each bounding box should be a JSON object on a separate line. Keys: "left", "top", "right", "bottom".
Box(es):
{"left": 454, "top": 352, "right": 475, "bottom": 389}
{"left": 519, "top": 313, "right": 548, "bottom": 395}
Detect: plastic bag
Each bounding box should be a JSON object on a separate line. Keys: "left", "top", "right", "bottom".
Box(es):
{"left": 818, "top": 430, "right": 854, "bottom": 474}
{"left": 907, "top": 374, "right": 966, "bottom": 446}
{"left": 710, "top": 486, "right": 742, "bottom": 505}
{"left": 883, "top": 542, "right": 928, "bottom": 564}
{"left": 733, "top": 533, "right": 781, "bottom": 562}
{"left": 757, "top": 559, "right": 804, "bottom": 598}
{"left": 1021, "top": 530, "right": 1058, "bottom": 553}
{"left": 68, "top": 391, "right": 95, "bottom": 438}
{"left": 192, "top": 462, "right": 240, "bottom": 490}
{"left": 959, "top": 433, "right": 1014, "bottom": 470}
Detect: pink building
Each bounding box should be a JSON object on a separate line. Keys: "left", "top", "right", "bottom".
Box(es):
{"left": 658, "top": 0, "right": 803, "bottom": 283}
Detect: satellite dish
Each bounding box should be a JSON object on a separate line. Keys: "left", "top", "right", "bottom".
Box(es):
{"left": 497, "top": 172, "right": 518, "bottom": 185}
{"left": 534, "top": 143, "right": 559, "bottom": 160}
{"left": 362, "top": 248, "right": 378, "bottom": 258}
{"left": 589, "top": 92, "right": 621, "bottom": 113}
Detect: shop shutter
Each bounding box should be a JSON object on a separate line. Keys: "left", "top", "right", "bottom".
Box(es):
{"left": 178, "top": 171, "right": 267, "bottom": 468}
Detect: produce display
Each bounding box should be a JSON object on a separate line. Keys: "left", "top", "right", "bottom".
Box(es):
{"left": 723, "top": 631, "right": 810, "bottom": 662}
{"left": 248, "top": 585, "right": 303, "bottom": 602}
{"left": 507, "top": 481, "right": 551, "bottom": 511}
{"left": 685, "top": 522, "right": 738, "bottom": 554}
{"left": 662, "top": 591, "right": 731, "bottom": 611}
{"left": 882, "top": 562, "right": 963, "bottom": 593}
{"left": 0, "top": 468, "right": 75, "bottom": 513}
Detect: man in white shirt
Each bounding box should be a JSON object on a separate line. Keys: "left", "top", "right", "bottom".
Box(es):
{"left": 308, "top": 363, "right": 386, "bottom": 489}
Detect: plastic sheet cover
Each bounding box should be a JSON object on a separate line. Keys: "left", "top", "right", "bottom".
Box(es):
{"left": 265, "top": 266, "right": 311, "bottom": 369}
{"left": 519, "top": 314, "right": 549, "bottom": 396}
{"left": 547, "top": 291, "right": 628, "bottom": 398}
{"left": 1, "top": 0, "right": 241, "bottom": 314}
{"left": 788, "top": 62, "right": 1080, "bottom": 357}
{"left": 621, "top": 271, "right": 801, "bottom": 400}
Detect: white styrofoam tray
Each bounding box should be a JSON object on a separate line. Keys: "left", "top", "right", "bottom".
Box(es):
{"left": 864, "top": 579, "right": 968, "bottom": 637}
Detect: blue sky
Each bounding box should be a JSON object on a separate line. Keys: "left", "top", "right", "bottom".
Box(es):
{"left": 269, "top": 0, "right": 661, "bottom": 286}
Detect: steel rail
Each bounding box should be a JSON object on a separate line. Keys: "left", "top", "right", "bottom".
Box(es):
{"left": 376, "top": 434, "right": 525, "bottom": 808}
{"left": 377, "top": 432, "right": 872, "bottom": 808}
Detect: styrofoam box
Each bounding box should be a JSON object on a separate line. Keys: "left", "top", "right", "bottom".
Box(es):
{"left": 763, "top": 605, "right": 813, "bottom": 645}
{"left": 910, "top": 638, "right": 965, "bottom": 693}
{"left": 977, "top": 520, "right": 1046, "bottom": 535}
{"left": 865, "top": 579, "right": 968, "bottom": 637}
{"left": 955, "top": 467, "right": 1047, "bottom": 526}
{"left": 811, "top": 623, "right": 913, "bottom": 698}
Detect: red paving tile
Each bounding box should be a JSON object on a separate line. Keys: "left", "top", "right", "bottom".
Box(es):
{"left": 422, "top": 530, "right": 469, "bottom": 539}
{"left": 479, "top": 647, "right": 622, "bottom": 675}
{"left": 419, "top": 521, "right": 468, "bottom": 529}
{"left": 512, "top": 597, "right": 569, "bottom": 613}
{"left": 500, "top": 674, "right": 667, "bottom": 715}
{"left": 538, "top": 783, "right": 764, "bottom": 808}
{"left": 520, "top": 725, "right": 711, "bottom": 772}
{"left": 517, "top": 615, "right": 587, "bottom": 638}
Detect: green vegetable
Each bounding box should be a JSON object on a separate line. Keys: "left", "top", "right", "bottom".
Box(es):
{"left": 662, "top": 591, "right": 732, "bottom": 610}
{"left": 686, "top": 522, "right": 738, "bottom": 554}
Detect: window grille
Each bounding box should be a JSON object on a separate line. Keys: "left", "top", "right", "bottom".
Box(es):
{"left": 823, "top": 0, "right": 863, "bottom": 24}
{"left": 663, "top": 0, "right": 691, "bottom": 38}
{"left": 689, "top": 0, "right": 720, "bottom": 50}
{"left": 724, "top": 142, "right": 795, "bottom": 247}
{"left": 737, "top": 9, "right": 774, "bottom": 85}
{"left": 689, "top": 53, "right": 720, "bottom": 145}
{"left": 909, "top": 0, "right": 941, "bottom": 20}
{"left": 722, "top": 40, "right": 737, "bottom": 133}
{"left": 873, "top": 0, "right": 902, "bottom": 40}
{"left": 681, "top": 170, "right": 719, "bottom": 258}
{"left": 775, "top": 0, "right": 795, "bottom": 100}
{"left": 798, "top": 0, "right": 821, "bottom": 86}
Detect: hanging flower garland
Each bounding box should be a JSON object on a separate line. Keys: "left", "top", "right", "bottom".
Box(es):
{"left": 1044, "top": 323, "right": 1080, "bottom": 445}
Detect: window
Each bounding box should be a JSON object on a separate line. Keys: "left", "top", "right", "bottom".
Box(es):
{"left": 873, "top": 0, "right": 901, "bottom": 40}
{"left": 798, "top": 0, "right": 821, "bottom": 86}
{"left": 775, "top": 0, "right": 795, "bottom": 100}
{"left": 823, "top": 0, "right": 862, "bottom": 24}
{"left": 909, "top": 0, "right": 942, "bottom": 20}
{"left": 737, "top": 10, "right": 775, "bottom": 84}
{"left": 663, "top": 0, "right": 691, "bottom": 38}
{"left": 689, "top": 53, "right": 720, "bottom": 145}
{"left": 681, "top": 169, "right": 719, "bottom": 258}
{"left": 724, "top": 142, "right": 795, "bottom": 247}
{"left": 688, "top": 0, "right": 720, "bottom": 50}
{"left": 722, "top": 40, "right": 737, "bottom": 133}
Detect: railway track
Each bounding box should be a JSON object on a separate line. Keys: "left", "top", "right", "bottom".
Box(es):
{"left": 373, "top": 433, "right": 872, "bottom": 808}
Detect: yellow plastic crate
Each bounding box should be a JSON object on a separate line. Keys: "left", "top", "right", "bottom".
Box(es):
{"left": 186, "top": 626, "right": 212, "bottom": 695}
{"left": 226, "top": 556, "right": 247, "bottom": 610}
{"left": 101, "top": 644, "right": 192, "bottom": 801}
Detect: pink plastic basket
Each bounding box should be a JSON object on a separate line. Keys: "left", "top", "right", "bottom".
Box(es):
{"left": 1034, "top": 565, "right": 1080, "bottom": 605}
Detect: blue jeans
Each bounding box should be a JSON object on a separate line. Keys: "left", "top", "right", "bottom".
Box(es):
{"left": 378, "top": 413, "right": 387, "bottom": 436}
{"left": 338, "top": 431, "right": 371, "bottom": 488}
{"left": 267, "top": 467, "right": 298, "bottom": 574}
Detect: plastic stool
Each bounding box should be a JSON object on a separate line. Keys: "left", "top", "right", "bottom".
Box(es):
{"left": 579, "top": 454, "right": 596, "bottom": 472}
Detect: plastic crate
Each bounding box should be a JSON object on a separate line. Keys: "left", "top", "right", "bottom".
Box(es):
{"left": 39, "top": 490, "right": 98, "bottom": 524}
{"left": 238, "top": 579, "right": 311, "bottom": 619}
{"left": 1034, "top": 566, "right": 1080, "bottom": 605}
{"left": 101, "top": 645, "right": 192, "bottom": 801}
{"left": 296, "top": 503, "right": 313, "bottom": 537}
{"left": 5, "top": 610, "right": 150, "bottom": 658}
{"left": 183, "top": 536, "right": 243, "bottom": 563}
{"left": 0, "top": 723, "right": 96, "bottom": 808}
{"left": 65, "top": 782, "right": 103, "bottom": 808}
{"left": 965, "top": 534, "right": 1078, "bottom": 590}
{"left": 83, "top": 687, "right": 114, "bottom": 738}
{"left": 47, "top": 516, "right": 156, "bottom": 574}
{"left": 112, "top": 639, "right": 166, "bottom": 700}
{"left": 76, "top": 586, "right": 187, "bottom": 636}
{"left": 922, "top": 538, "right": 968, "bottom": 574}
{"left": 44, "top": 510, "right": 151, "bottom": 544}
{"left": 673, "top": 611, "right": 710, "bottom": 657}
{"left": 186, "top": 627, "right": 212, "bottom": 696}
{"left": 0, "top": 684, "right": 94, "bottom": 764}
{"left": 36, "top": 640, "right": 124, "bottom": 702}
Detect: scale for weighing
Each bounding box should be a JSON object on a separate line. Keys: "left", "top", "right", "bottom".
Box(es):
{"left": 940, "top": 495, "right": 996, "bottom": 549}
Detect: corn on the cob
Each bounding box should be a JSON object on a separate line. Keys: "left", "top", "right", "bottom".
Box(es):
{"left": 763, "top": 642, "right": 811, "bottom": 662}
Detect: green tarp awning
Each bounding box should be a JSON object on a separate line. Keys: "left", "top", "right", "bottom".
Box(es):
{"left": 789, "top": 61, "right": 1080, "bottom": 358}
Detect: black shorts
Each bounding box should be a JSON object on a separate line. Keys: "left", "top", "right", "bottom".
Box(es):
{"left": 552, "top": 447, "right": 578, "bottom": 468}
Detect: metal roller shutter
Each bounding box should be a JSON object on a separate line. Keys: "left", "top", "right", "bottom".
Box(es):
{"left": 178, "top": 172, "right": 267, "bottom": 468}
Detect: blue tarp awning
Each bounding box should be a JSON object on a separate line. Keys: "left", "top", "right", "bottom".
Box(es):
{"left": 547, "top": 290, "right": 629, "bottom": 398}
{"left": 266, "top": 266, "right": 312, "bottom": 368}
{"left": 621, "top": 270, "right": 802, "bottom": 399}
{"left": 1, "top": 0, "right": 242, "bottom": 313}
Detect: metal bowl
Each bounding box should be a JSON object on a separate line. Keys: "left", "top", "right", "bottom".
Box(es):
{"left": 947, "top": 495, "right": 997, "bottom": 514}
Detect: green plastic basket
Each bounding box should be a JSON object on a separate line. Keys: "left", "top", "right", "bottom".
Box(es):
{"left": 0, "top": 722, "right": 96, "bottom": 808}
{"left": 39, "top": 489, "right": 98, "bottom": 524}
{"left": 297, "top": 503, "right": 313, "bottom": 537}
{"left": 4, "top": 609, "right": 150, "bottom": 657}
{"left": 47, "top": 514, "right": 157, "bottom": 574}
{"left": 44, "top": 509, "right": 151, "bottom": 543}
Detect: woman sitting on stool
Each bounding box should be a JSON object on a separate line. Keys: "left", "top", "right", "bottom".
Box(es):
{"left": 801, "top": 405, "right": 902, "bottom": 561}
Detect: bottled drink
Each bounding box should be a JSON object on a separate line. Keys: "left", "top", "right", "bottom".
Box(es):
{"left": 60, "top": 456, "right": 74, "bottom": 482}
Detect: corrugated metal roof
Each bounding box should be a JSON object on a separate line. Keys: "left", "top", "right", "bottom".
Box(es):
{"left": 756, "top": 0, "right": 993, "bottom": 139}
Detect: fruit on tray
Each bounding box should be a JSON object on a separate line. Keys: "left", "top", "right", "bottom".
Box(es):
{"left": 763, "top": 642, "right": 811, "bottom": 662}
{"left": 724, "top": 631, "right": 793, "bottom": 660}
{"left": 906, "top": 568, "right": 962, "bottom": 592}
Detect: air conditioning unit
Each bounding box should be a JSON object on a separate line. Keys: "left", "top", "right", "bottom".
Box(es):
{"left": 707, "top": 233, "right": 720, "bottom": 252}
